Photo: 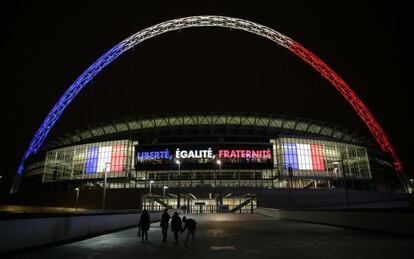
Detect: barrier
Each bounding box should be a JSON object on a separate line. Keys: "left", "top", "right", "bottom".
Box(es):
{"left": 0, "top": 210, "right": 162, "bottom": 253}
{"left": 256, "top": 207, "right": 414, "bottom": 235}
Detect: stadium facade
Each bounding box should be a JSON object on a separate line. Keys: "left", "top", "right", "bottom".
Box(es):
{"left": 22, "top": 113, "right": 403, "bottom": 212}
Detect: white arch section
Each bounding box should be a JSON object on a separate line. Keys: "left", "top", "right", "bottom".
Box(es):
{"left": 12, "top": 15, "right": 404, "bottom": 192}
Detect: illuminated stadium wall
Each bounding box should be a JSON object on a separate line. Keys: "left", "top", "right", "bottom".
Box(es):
{"left": 42, "top": 137, "right": 371, "bottom": 189}
{"left": 274, "top": 137, "right": 371, "bottom": 180}
{"left": 18, "top": 113, "right": 404, "bottom": 212}
{"left": 43, "top": 140, "right": 134, "bottom": 182}
{"left": 135, "top": 143, "right": 273, "bottom": 170}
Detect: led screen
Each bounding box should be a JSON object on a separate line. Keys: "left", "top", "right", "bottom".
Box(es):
{"left": 283, "top": 143, "right": 325, "bottom": 171}
{"left": 135, "top": 143, "right": 273, "bottom": 170}
{"left": 85, "top": 145, "right": 126, "bottom": 173}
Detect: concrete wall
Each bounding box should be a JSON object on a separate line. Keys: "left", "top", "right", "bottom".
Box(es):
{"left": 1, "top": 188, "right": 148, "bottom": 210}
{"left": 257, "top": 188, "right": 413, "bottom": 209}
{"left": 0, "top": 210, "right": 162, "bottom": 254}
{"left": 256, "top": 207, "right": 414, "bottom": 235}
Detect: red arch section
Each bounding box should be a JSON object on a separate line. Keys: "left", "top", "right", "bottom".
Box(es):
{"left": 289, "top": 41, "right": 402, "bottom": 171}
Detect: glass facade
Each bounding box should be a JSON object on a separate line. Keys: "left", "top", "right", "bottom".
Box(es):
{"left": 138, "top": 169, "right": 274, "bottom": 189}
{"left": 142, "top": 195, "right": 257, "bottom": 214}
{"left": 42, "top": 137, "right": 371, "bottom": 190}
{"left": 274, "top": 137, "right": 371, "bottom": 180}
{"left": 43, "top": 140, "right": 133, "bottom": 182}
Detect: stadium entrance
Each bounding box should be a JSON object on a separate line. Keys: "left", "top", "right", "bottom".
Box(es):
{"left": 142, "top": 193, "right": 256, "bottom": 213}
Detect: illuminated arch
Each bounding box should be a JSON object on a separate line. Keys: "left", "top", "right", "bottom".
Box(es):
{"left": 12, "top": 15, "right": 403, "bottom": 192}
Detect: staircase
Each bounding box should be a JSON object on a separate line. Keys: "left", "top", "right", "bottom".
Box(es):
{"left": 303, "top": 180, "right": 316, "bottom": 189}
{"left": 151, "top": 196, "right": 171, "bottom": 209}
{"left": 230, "top": 198, "right": 251, "bottom": 213}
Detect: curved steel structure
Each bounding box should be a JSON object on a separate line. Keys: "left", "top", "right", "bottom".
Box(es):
{"left": 47, "top": 113, "right": 368, "bottom": 149}
{"left": 12, "top": 15, "right": 403, "bottom": 192}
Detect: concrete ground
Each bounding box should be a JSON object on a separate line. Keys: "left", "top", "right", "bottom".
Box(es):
{"left": 8, "top": 213, "right": 414, "bottom": 259}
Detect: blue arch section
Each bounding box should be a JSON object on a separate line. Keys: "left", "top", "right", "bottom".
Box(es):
{"left": 18, "top": 44, "right": 125, "bottom": 173}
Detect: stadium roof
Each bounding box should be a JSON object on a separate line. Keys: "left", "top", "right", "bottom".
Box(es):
{"left": 46, "top": 113, "right": 370, "bottom": 149}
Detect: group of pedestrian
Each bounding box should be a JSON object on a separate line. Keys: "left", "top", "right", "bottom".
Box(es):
{"left": 138, "top": 209, "right": 197, "bottom": 245}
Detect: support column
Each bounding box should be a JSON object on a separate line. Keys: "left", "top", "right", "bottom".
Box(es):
{"left": 177, "top": 193, "right": 181, "bottom": 210}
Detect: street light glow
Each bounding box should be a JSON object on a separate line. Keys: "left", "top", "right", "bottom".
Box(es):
{"left": 75, "top": 187, "right": 80, "bottom": 212}
{"left": 163, "top": 186, "right": 168, "bottom": 189}
{"left": 217, "top": 160, "right": 221, "bottom": 165}
{"left": 150, "top": 180, "right": 154, "bottom": 184}
{"left": 176, "top": 160, "right": 181, "bottom": 165}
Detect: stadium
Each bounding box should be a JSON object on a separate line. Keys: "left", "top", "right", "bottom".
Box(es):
{"left": 10, "top": 16, "right": 411, "bottom": 212}
{"left": 21, "top": 112, "right": 405, "bottom": 212}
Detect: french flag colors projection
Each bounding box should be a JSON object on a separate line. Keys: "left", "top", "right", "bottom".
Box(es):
{"left": 283, "top": 143, "right": 325, "bottom": 171}
{"left": 85, "top": 145, "right": 126, "bottom": 173}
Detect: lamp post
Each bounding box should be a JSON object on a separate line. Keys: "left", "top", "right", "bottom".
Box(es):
{"left": 334, "top": 161, "right": 350, "bottom": 209}
{"left": 102, "top": 162, "right": 110, "bottom": 210}
{"left": 75, "top": 187, "right": 79, "bottom": 212}
{"left": 217, "top": 160, "right": 222, "bottom": 187}
{"left": 149, "top": 180, "right": 154, "bottom": 195}
{"left": 176, "top": 160, "right": 181, "bottom": 187}
{"left": 216, "top": 160, "right": 222, "bottom": 209}
{"left": 288, "top": 166, "right": 293, "bottom": 209}
{"left": 149, "top": 180, "right": 154, "bottom": 211}
{"left": 163, "top": 186, "right": 168, "bottom": 201}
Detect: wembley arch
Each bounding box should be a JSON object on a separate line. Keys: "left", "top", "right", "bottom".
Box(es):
{"left": 11, "top": 15, "right": 404, "bottom": 193}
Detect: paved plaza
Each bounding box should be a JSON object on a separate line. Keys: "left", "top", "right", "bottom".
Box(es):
{"left": 9, "top": 213, "right": 414, "bottom": 259}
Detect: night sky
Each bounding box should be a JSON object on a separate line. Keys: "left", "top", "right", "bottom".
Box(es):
{"left": 1, "top": 1, "right": 412, "bottom": 192}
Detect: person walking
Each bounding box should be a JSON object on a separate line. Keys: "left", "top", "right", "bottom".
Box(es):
{"left": 181, "top": 216, "right": 197, "bottom": 244}
{"left": 160, "top": 209, "right": 171, "bottom": 242}
{"left": 138, "top": 209, "right": 150, "bottom": 242}
{"left": 170, "top": 212, "right": 182, "bottom": 244}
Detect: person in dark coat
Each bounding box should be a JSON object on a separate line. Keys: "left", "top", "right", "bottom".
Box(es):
{"left": 182, "top": 216, "right": 197, "bottom": 244}
{"left": 138, "top": 209, "right": 150, "bottom": 242}
{"left": 170, "top": 212, "right": 182, "bottom": 244}
{"left": 160, "top": 209, "right": 171, "bottom": 242}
